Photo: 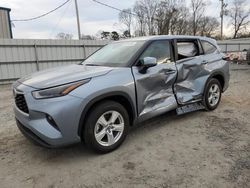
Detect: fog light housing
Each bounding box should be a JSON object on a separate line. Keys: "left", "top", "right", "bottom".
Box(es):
{"left": 46, "top": 114, "right": 59, "bottom": 131}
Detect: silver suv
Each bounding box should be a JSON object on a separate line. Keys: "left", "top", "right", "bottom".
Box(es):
{"left": 13, "top": 36, "right": 229, "bottom": 153}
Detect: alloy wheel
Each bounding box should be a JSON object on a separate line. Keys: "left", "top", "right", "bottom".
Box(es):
{"left": 94, "top": 110, "right": 124, "bottom": 147}
{"left": 208, "top": 83, "right": 220, "bottom": 107}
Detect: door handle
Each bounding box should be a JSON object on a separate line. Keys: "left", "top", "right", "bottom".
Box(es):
{"left": 201, "top": 60, "right": 208, "bottom": 65}
{"left": 165, "top": 69, "right": 176, "bottom": 74}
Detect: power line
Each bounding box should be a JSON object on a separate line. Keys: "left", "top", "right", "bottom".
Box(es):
{"left": 11, "top": 0, "right": 71, "bottom": 22}
{"left": 92, "top": 0, "right": 137, "bottom": 16}
{"left": 91, "top": 0, "right": 165, "bottom": 26}
{"left": 49, "top": 0, "right": 72, "bottom": 38}
{"left": 91, "top": 0, "right": 162, "bottom": 22}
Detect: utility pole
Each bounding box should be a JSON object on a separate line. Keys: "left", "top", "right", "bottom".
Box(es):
{"left": 219, "top": 0, "right": 227, "bottom": 40}
{"left": 74, "top": 0, "right": 81, "bottom": 40}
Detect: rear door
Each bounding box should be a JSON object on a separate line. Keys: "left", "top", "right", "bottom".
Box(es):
{"left": 132, "top": 40, "right": 178, "bottom": 121}
{"left": 174, "top": 39, "right": 208, "bottom": 104}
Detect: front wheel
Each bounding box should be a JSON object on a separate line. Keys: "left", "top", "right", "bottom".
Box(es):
{"left": 83, "top": 100, "right": 129, "bottom": 153}
{"left": 203, "top": 78, "right": 222, "bottom": 110}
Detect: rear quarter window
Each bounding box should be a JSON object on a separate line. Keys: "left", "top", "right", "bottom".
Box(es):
{"left": 176, "top": 40, "right": 200, "bottom": 60}
{"left": 201, "top": 40, "right": 218, "bottom": 54}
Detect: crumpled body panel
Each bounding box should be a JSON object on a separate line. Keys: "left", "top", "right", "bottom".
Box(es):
{"left": 132, "top": 62, "right": 178, "bottom": 121}
{"left": 174, "top": 57, "right": 207, "bottom": 103}
{"left": 174, "top": 53, "right": 229, "bottom": 104}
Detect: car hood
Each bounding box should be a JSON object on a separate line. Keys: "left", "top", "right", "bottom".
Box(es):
{"left": 18, "top": 64, "right": 113, "bottom": 89}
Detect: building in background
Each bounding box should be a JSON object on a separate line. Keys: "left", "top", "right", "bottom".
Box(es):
{"left": 0, "top": 7, "right": 12, "bottom": 38}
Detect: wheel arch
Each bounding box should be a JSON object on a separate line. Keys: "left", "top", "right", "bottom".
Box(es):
{"left": 78, "top": 91, "right": 136, "bottom": 137}
{"left": 205, "top": 71, "right": 225, "bottom": 92}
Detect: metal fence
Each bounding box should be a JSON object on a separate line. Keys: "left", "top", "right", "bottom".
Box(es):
{"left": 0, "top": 38, "right": 250, "bottom": 84}
{"left": 217, "top": 41, "right": 250, "bottom": 63}
{"left": 0, "top": 39, "right": 108, "bottom": 84}
{"left": 218, "top": 42, "right": 250, "bottom": 53}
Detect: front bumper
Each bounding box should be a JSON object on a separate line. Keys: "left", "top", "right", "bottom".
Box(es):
{"left": 16, "top": 119, "right": 53, "bottom": 148}
{"left": 13, "top": 83, "right": 85, "bottom": 147}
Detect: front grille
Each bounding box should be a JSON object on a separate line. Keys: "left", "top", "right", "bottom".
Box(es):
{"left": 15, "top": 93, "right": 29, "bottom": 114}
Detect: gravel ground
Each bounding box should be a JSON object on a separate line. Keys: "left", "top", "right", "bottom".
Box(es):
{"left": 0, "top": 64, "right": 249, "bottom": 188}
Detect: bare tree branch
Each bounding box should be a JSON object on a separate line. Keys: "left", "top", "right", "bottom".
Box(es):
{"left": 228, "top": 0, "right": 250, "bottom": 38}
{"left": 191, "top": 0, "right": 207, "bottom": 36}
{"left": 119, "top": 9, "right": 132, "bottom": 37}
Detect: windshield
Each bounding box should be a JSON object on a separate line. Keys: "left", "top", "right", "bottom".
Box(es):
{"left": 83, "top": 41, "right": 145, "bottom": 67}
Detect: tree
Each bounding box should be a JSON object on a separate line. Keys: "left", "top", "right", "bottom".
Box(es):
{"left": 56, "top": 32, "right": 73, "bottom": 40}
{"left": 119, "top": 9, "right": 132, "bottom": 37}
{"left": 134, "top": 0, "right": 158, "bottom": 35}
{"left": 190, "top": 0, "right": 206, "bottom": 36}
{"left": 228, "top": 0, "right": 250, "bottom": 38}
{"left": 237, "top": 32, "right": 250, "bottom": 38}
{"left": 133, "top": 1, "right": 147, "bottom": 36}
{"left": 170, "top": 6, "right": 191, "bottom": 35}
{"left": 155, "top": 0, "right": 179, "bottom": 35}
{"left": 198, "top": 16, "right": 220, "bottom": 36}
{"left": 123, "top": 30, "right": 131, "bottom": 38}
{"left": 81, "top": 34, "right": 96, "bottom": 40}
{"left": 110, "top": 31, "right": 120, "bottom": 40}
{"left": 101, "top": 31, "right": 110, "bottom": 39}
{"left": 124, "top": 0, "right": 220, "bottom": 37}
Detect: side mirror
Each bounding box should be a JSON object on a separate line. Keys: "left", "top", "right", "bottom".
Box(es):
{"left": 138, "top": 57, "right": 157, "bottom": 73}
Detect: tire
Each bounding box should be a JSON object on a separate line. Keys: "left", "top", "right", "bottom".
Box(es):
{"left": 83, "top": 100, "right": 129, "bottom": 153}
{"left": 203, "top": 78, "right": 222, "bottom": 111}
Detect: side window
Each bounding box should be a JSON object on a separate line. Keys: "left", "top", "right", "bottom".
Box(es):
{"left": 177, "top": 41, "right": 199, "bottom": 60}
{"left": 201, "top": 40, "right": 217, "bottom": 54}
{"left": 140, "top": 41, "right": 171, "bottom": 64}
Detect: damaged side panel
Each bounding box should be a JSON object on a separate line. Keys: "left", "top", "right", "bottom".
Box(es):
{"left": 174, "top": 56, "right": 208, "bottom": 104}
{"left": 174, "top": 52, "right": 226, "bottom": 104}
{"left": 132, "top": 62, "right": 178, "bottom": 121}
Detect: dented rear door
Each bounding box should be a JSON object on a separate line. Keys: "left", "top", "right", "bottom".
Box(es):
{"left": 174, "top": 39, "right": 208, "bottom": 104}
{"left": 132, "top": 40, "right": 178, "bottom": 121}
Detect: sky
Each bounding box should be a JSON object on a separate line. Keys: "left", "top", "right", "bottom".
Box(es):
{"left": 0, "top": 0, "right": 244, "bottom": 39}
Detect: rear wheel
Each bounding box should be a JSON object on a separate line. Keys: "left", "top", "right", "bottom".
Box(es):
{"left": 203, "top": 78, "right": 222, "bottom": 110}
{"left": 83, "top": 100, "right": 129, "bottom": 153}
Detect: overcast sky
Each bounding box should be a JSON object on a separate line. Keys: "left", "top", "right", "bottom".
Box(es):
{"left": 0, "top": 0, "right": 239, "bottom": 39}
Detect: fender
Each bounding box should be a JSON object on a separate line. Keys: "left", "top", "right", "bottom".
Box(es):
{"left": 78, "top": 91, "right": 137, "bottom": 136}
{"left": 204, "top": 71, "right": 226, "bottom": 93}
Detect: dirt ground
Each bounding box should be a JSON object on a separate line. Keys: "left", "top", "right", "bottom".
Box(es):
{"left": 0, "top": 64, "right": 249, "bottom": 188}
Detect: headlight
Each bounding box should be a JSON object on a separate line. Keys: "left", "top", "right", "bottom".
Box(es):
{"left": 32, "top": 79, "right": 90, "bottom": 99}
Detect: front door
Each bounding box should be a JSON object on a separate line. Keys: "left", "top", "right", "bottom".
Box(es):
{"left": 132, "top": 40, "right": 178, "bottom": 121}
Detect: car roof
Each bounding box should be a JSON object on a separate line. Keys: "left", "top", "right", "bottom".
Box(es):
{"left": 120, "top": 35, "right": 216, "bottom": 44}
